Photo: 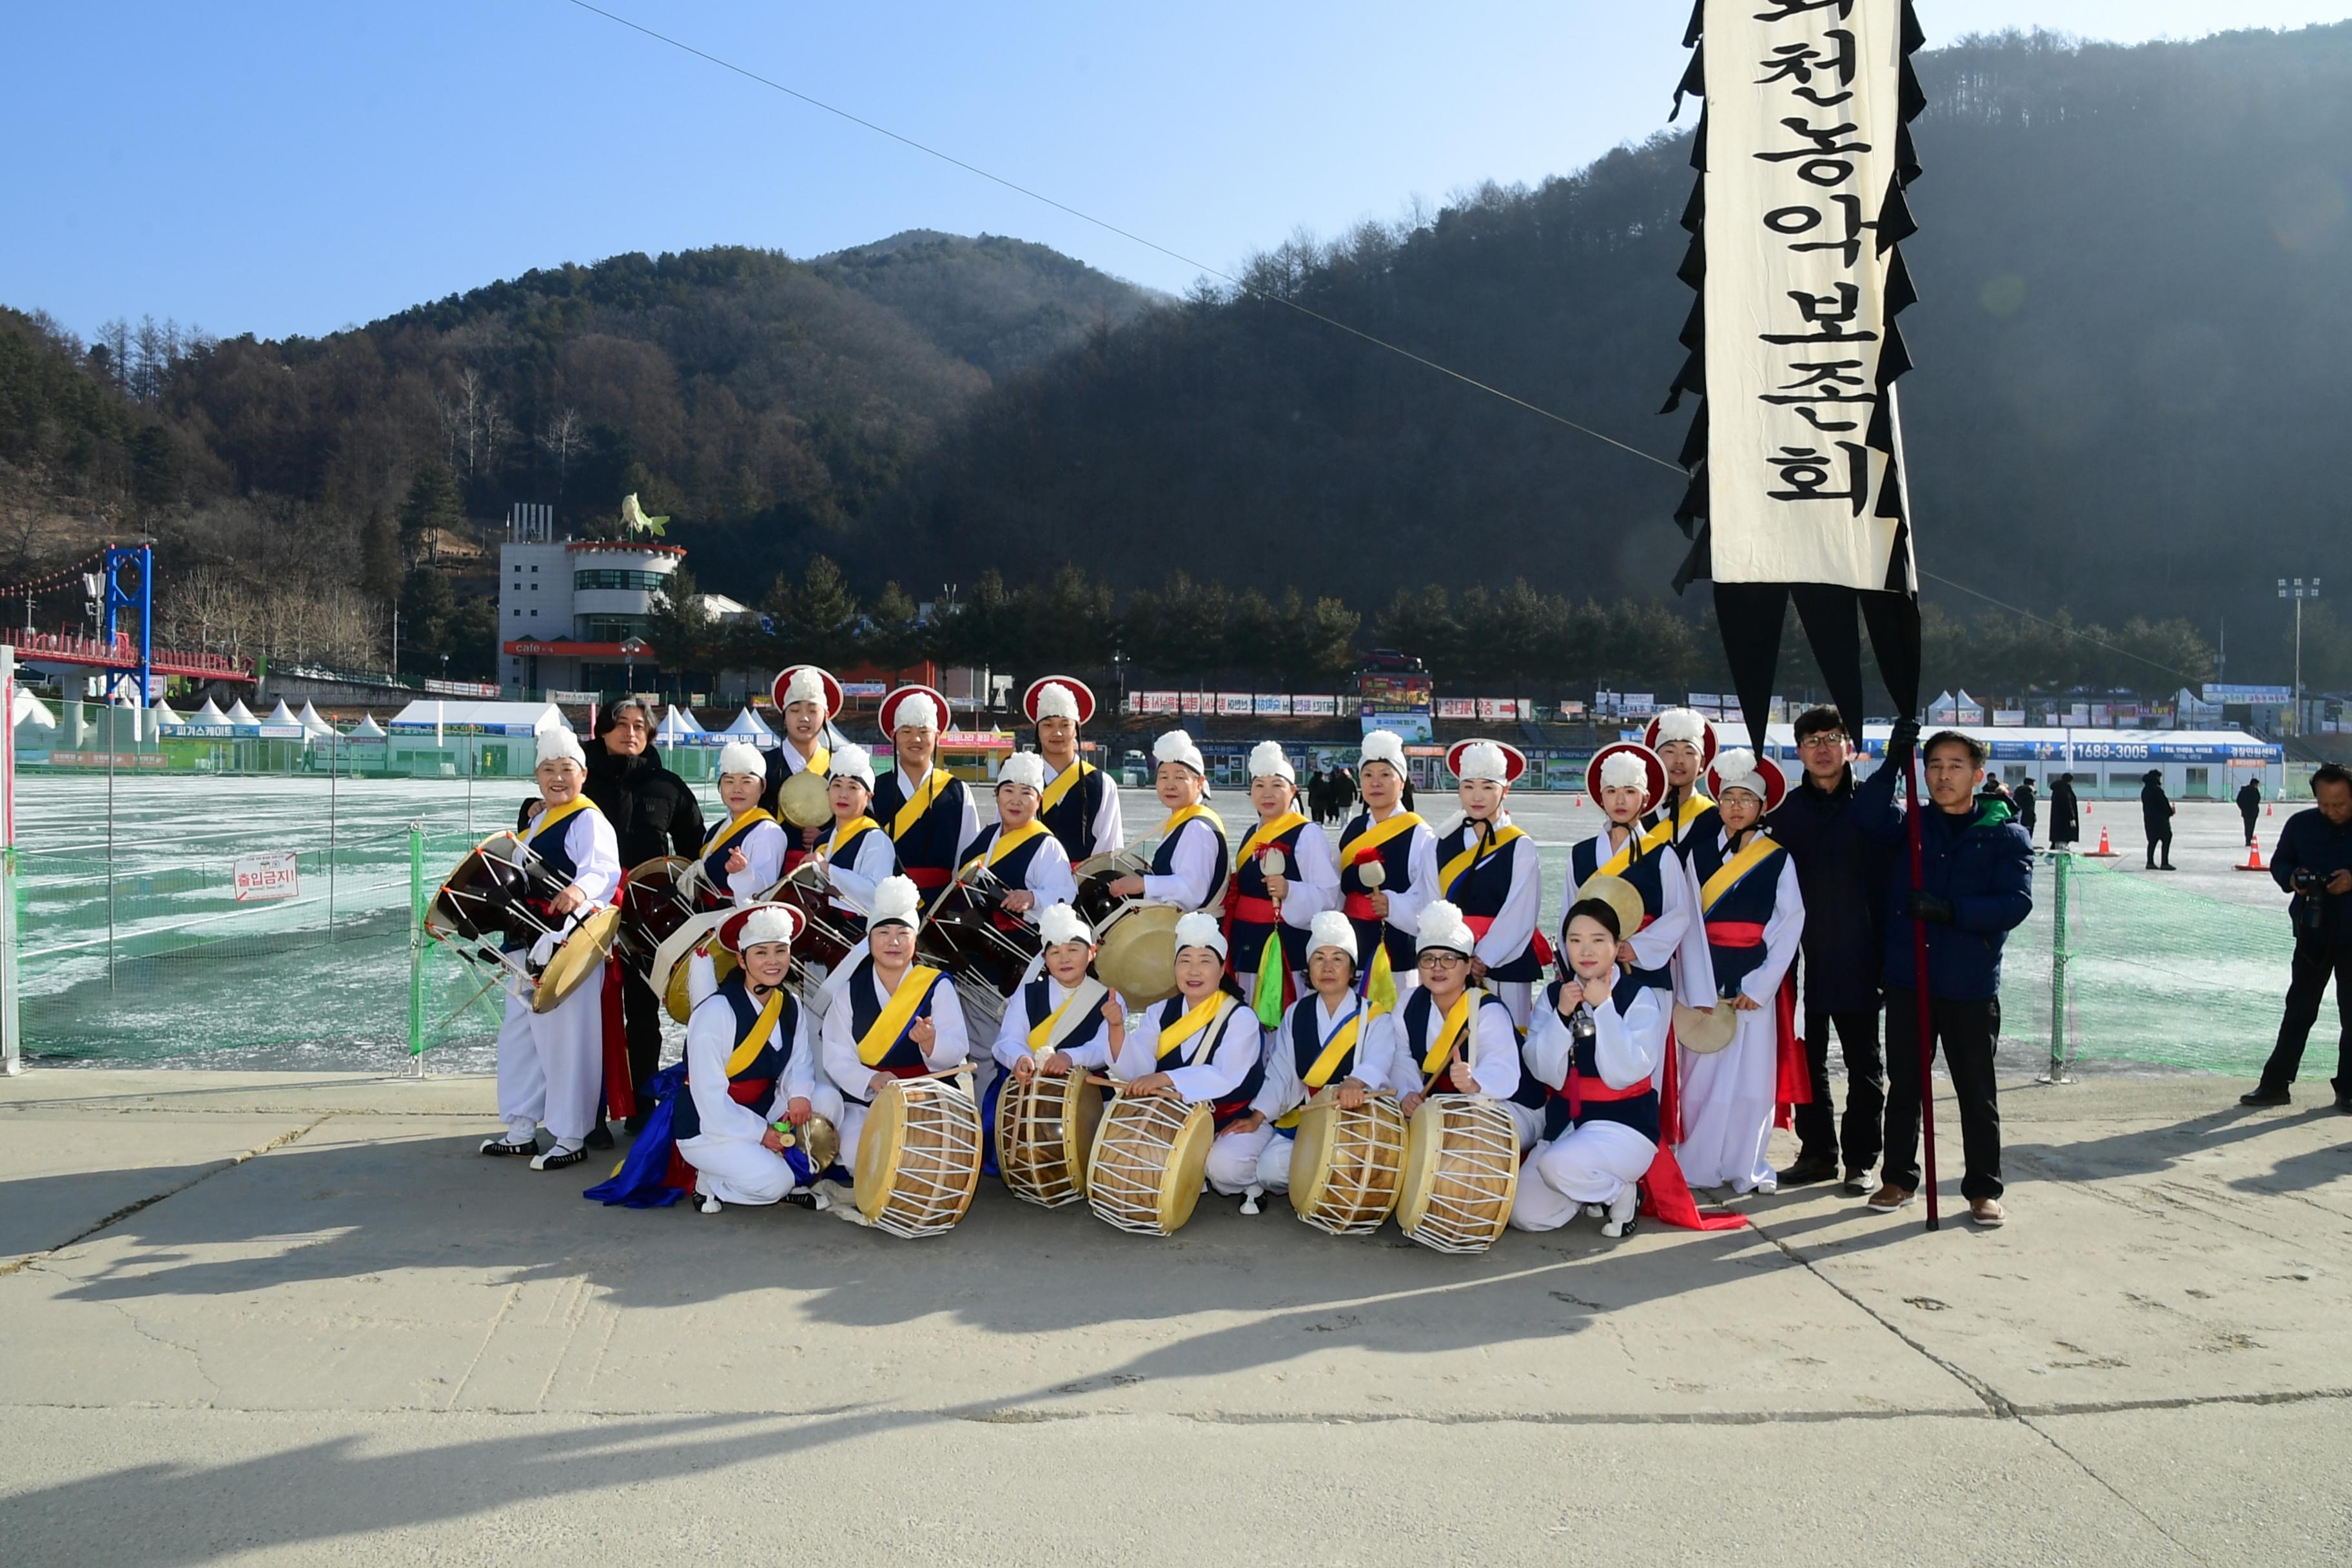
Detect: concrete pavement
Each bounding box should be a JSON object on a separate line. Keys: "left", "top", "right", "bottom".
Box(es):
{"left": 1, "top": 1067, "right": 2347, "bottom": 1564}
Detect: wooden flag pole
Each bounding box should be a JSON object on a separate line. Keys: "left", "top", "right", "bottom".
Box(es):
{"left": 1904, "top": 757, "right": 1941, "bottom": 1231}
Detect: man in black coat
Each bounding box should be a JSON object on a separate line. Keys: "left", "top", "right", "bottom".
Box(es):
{"left": 2141, "top": 769, "right": 2175, "bottom": 870}
{"left": 2014, "top": 778, "right": 2038, "bottom": 845}
{"left": 1765, "top": 705, "right": 1901, "bottom": 1193}
{"left": 2242, "top": 763, "right": 2352, "bottom": 1112}
{"left": 2048, "top": 772, "right": 2081, "bottom": 848}
{"left": 2237, "top": 776, "right": 2264, "bottom": 847}
{"left": 582, "top": 696, "right": 704, "bottom": 1130}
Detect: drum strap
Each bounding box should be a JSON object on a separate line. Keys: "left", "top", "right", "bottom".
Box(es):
{"left": 857, "top": 965, "right": 942, "bottom": 1066}
{"left": 702, "top": 807, "right": 777, "bottom": 859}
{"left": 525, "top": 794, "right": 594, "bottom": 848}
{"left": 889, "top": 769, "right": 950, "bottom": 842}
{"left": 1418, "top": 990, "right": 1479, "bottom": 1079}
{"left": 1027, "top": 978, "right": 1107, "bottom": 1056}
{"left": 727, "top": 986, "right": 789, "bottom": 1075}
{"left": 827, "top": 815, "right": 881, "bottom": 857}
{"left": 1039, "top": 761, "right": 1094, "bottom": 814}
{"left": 1234, "top": 811, "right": 1308, "bottom": 872}
{"left": 1700, "top": 834, "right": 1781, "bottom": 910}
{"left": 963, "top": 819, "right": 1050, "bottom": 877}
{"left": 1438, "top": 823, "right": 1524, "bottom": 898}
{"left": 1275, "top": 1006, "right": 1360, "bottom": 1129}
{"left": 1155, "top": 993, "right": 1231, "bottom": 1066}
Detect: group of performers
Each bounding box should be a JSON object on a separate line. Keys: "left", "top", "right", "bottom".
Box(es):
{"left": 475, "top": 676, "right": 1806, "bottom": 1243}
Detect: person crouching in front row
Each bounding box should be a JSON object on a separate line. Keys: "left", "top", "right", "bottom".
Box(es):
{"left": 1110, "top": 910, "right": 1268, "bottom": 1208}
{"left": 1510, "top": 896, "right": 1666, "bottom": 1239}
{"left": 819, "top": 874, "right": 970, "bottom": 1184}
{"left": 1389, "top": 900, "right": 1527, "bottom": 1140}
{"left": 1247, "top": 909, "right": 1398, "bottom": 1214}
{"left": 676, "top": 903, "right": 841, "bottom": 1212}
{"left": 985, "top": 901, "right": 1123, "bottom": 1150}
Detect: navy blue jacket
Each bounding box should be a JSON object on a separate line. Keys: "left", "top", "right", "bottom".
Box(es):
{"left": 1766, "top": 765, "right": 1899, "bottom": 1012}
{"left": 2269, "top": 805, "right": 2352, "bottom": 946}
{"left": 1858, "top": 761, "right": 2035, "bottom": 1001}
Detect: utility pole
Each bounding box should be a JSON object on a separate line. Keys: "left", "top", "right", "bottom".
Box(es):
{"left": 2280, "top": 578, "right": 2322, "bottom": 736}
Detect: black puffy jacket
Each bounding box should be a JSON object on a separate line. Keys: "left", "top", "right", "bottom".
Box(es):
{"left": 582, "top": 737, "right": 704, "bottom": 868}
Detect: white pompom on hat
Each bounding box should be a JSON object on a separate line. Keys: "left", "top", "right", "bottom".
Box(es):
{"left": 868, "top": 874, "right": 923, "bottom": 930}
{"left": 778, "top": 666, "right": 827, "bottom": 709}
{"left": 1652, "top": 708, "right": 1709, "bottom": 748}
{"left": 1154, "top": 729, "right": 1206, "bottom": 775}
{"left": 1707, "top": 749, "right": 1788, "bottom": 812}
{"left": 1308, "top": 908, "right": 1358, "bottom": 965}
{"left": 892, "top": 692, "right": 939, "bottom": 734}
{"left": 997, "top": 751, "right": 1047, "bottom": 793}
{"left": 1030, "top": 680, "right": 1082, "bottom": 723}
{"left": 1600, "top": 751, "right": 1649, "bottom": 790}
{"left": 1173, "top": 908, "right": 1228, "bottom": 959}
{"left": 730, "top": 903, "right": 801, "bottom": 951}
{"left": 827, "top": 743, "right": 876, "bottom": 789}
{"left": 1248, "top": 740, "right": 1295, "bottom": 784}
{"left": 1414, "top": 899, "right": 1477, "bottom": 957}
{"left": 1037, "top": 902, "right": 1093, "bottom": 949}
{"left": 1449, "top": 740, "right": 1519, "bottom": 785}
{"left": 718, "top": 740, "right": 765, "bottom": 780}
{"left": 1360, "top": 729, "right": 1406, "bottom": 772}
{"left": 536, "top": 727, "right": 586, "bottom": 769}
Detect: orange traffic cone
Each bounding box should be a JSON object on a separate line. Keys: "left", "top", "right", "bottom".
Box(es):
{"left": 2086, "top": 826, "right": 2119, "bottom": 858}
{"left": 2268, "top": 801, "right": 2275, "bottom": 816}
{"left": 2236, "top": 839, "right": 2268, "bottom": 872}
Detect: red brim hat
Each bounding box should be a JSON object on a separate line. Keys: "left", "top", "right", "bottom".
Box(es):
{"left": 878, "top": 683, "right": 952, "bottom": 738}
{"left": 1586, "top": 742, "right": 1668, "bottom": 805}
{"left": 718, "top": 901, "right": 804, "bottom": 954}
{"left": 1444, "top": 738, "right": 1527, "bottom": 784}
{"left": 1022, "top": 674, "right": 1096, "bottom": 726}
{"left": 1645, "top": 714, "right": 1720, "bottom": 769}
{"left": 1707, "top": 754, "right": 1788, "bottom": 814}
{"left": 770, "top": 665, "right": 845, "bottom": 720}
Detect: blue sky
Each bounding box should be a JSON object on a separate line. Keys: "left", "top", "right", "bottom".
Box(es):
{"left": 5, "top": 1, "right": 2346, "bottom": 342}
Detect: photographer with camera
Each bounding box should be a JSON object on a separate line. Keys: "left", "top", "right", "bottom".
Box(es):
{"left": 2242, "top": 763, "right": 2352, "bottom": 1112}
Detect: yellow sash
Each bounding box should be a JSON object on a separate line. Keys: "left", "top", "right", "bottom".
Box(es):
{"left": 1589, "top": 824, "right": 1643, "bottom": 879}
{"left": 1639, "top": 791, "right": 1714, "bottom": 854}
{"left": 1025, "top": 979, "right": 1106, "bottom": 1057}
{"left": 855, "top": 963, "right": 943, "bottom": 1066}
{"left": 1342, "top": 808, "right": 1423, "bottom": 868}
{"left": 701, "top": 806, "right": 776, "bottom": 858}
{"left": 888, "top": 767, "right": 949, "bottom": 842}
{"left": 1418, "top": 988, "right": 1480, "bottom": 1078}
{"left": 1235, "top": 810, "right": 1309, "bottom": 871}
{"left": 725, "top": 985, "right": 789, "bottom": 1076}
{"left": 826, "top": 814, "right": 881, "bottom": 858}
{"left": 963, "top": 818, "right": 1050, "bottom": 877}
{"left": 524, "top": 793, "right": 594, "bottom": 848}
{"left": 1040, "top": 760, "right": 1094, "bottom": 814}
{"left": 793, "top": 743, "right": 831, "bottom": 776}
{"left": 1439, "top": 822, "right": 1525, "bottom": 896}
{"left": 1154, "top": 992, "right": 1232, "bottom": 1066}
{"left": 1273, "top": 1003, "right": 1364, "bottom": 1130}
{"left": 1701, "top": 832, "right": 1783, "bottom": 912}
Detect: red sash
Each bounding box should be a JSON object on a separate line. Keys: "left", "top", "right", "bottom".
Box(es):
{"left": 1464, "top": 912, "right": 1554, "bottom": 966}
{"left": 1229, "top": 894, "right": 1281, "bottom": 925}
{"left": 1342, "top": 891, "right": 1379, "bottom": 921}
{"left": 903, "top": 866, "right": 950, "bottom": 890}
{"left": 1700, "top": 922, "right": 1810, "bottom": 1124}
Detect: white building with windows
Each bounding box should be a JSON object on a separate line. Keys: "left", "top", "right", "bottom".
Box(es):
{"left": 496, "top": 504, "right": 685, "bottom": 696}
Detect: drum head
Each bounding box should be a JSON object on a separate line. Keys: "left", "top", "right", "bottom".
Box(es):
{"left": 1154, "top": 1101, "right": 1213, "bottom": 1232}
{"left": 1291, "top": 1097, "right": 1338, "bottom": 1219}
{"left": 1062, "top": 1070, "right": 1107, "bottom": 1186}
{"left": 855, "top": 1079, "right": 910, "bottom": 1220}
{"left": 1096, "top": 902, "right": 1182, "bottom": 1004}
{"left": 1673, "top": 1001, "right": 1738, "bottom": 1055}
{"left": 532, "top": 906, "right": 621, "bottom": 1014}
{"left": 778, "top": 767, "right": 832, "bottom": 828}
{"left": 1396, "top": 1096, "right": 1447, "bottom": 1233}
{"left": 651, "top": 909, "right": 734, "bottom": 1024}
{"left": 618, "top": 856, "right": 696, "bottom": 961}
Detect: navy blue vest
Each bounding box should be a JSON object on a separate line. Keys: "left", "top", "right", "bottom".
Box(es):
{"left": 872, "top": 769, "right": 969, "bottom": 881}
{"left": 1542, "top": 979, "right": 1660, "bottom": 1143}
{"left": 960, "top": 824, "right": 1051, "bottom": 890}
{"left": 1152, "top": 995, "right": 1263, "bottom": 1128}
{"left": 843, "top": 956, "right": 942, "bottom": 1101}
{"left": 700, "top": 812, "right": 772, "bottom": 895}
{"left": 1230, "top": 817, "right": 1313, "bottom": 975}
{"left": 1641, "top": 789, "right": 1720, "bottom": 849}
{"left": 1680, "top": 832, "right": 1790, "bottom": 995}
{"left": 1151, "top": 812, "right": 1230, "bottom": 906}
{"left": 1338, "top": 812, "right": 1425, "bottom": 973}
{"left": 1569, "top": 830, "right": 1674, "bottom": 992}
{"left": 1287, "top": 995, "right": 1365, "bottom": 1082}
{"left": 1019, "top": 976, "right": 1102, "bottom": 1053}
{"left": 1039, "top": 761, "right": 1110, "bottom": 859}
{"left": 510, "top": 803, "right": 592, "bottom": 952}
{"left": 672, "top": 974, "right": 799, "bottom": 1142}
{"left": 1435, "top": 820, "right": 1540, "bottom": 982}
{"left": 1396, "top": 986, "right": 1513, "bottom": 1091}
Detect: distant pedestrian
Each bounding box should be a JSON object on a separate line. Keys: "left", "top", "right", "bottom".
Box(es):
{"left": 2048, "top": 772, "right": 2081, "bottom": 850}
{"left": 2242, "top": 763, "right": 2352, "bottom": 1113}
{"left": 1306, "top": 767, "right": 1329, "bottom": 825}
{"left": 2141, "top": 770, "right": 2175, "bottom": 870}
{"left": 2014, "top": 778, "right": 2039, "bottom": 844}
{"left": 1331, "top": 765, "right": 1358, "bottom": 819}
{"left": 2237, "top": 777, "right": 2264, "bottom": 847}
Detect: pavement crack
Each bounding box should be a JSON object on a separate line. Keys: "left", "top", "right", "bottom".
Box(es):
{"left": 2017, "top": 1412, "right": 2214, "bottom": 1567}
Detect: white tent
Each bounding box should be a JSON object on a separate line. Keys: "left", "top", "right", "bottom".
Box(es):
{"left": 348, "top": 713, "right": 387, "bottom": 739}
{"left": 383, "top": 700, "right": 565, "bottom": 734}
{"left": 717, "top": 706, "right": 779, "bottom": 747}
{"left": 12, "top": 689, "right": 58, "bottom": 729}
{"left": 656, "top": 705, "right": 705, "bottom": 742}
{"left": 264, "top": 699, "right": 300, "bottom": 726}
{"left": 191, "top": 698, "right": 231, "bottom": 725}
{"left": 149, "top": 698, "right": 184, "bottom": 727}
{"left": 295, "top": 700, "right": 336, "bottom": 736}
{"left": 225, "top": 698, "right": 262, "bottom": 727}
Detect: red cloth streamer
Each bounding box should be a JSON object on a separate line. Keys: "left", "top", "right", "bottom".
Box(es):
{"left": 599, "top": 959, "right": 636, "bottom": 1121}
{"left": 1640, "top": 1144, "right": 1749, "bottom": 1231}
{"left": 1772, "top": 973, "right": 1809, "bottom": 1129}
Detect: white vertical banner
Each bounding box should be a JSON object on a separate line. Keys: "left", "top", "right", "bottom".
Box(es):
{"left": 1701, "top": 0, "right": 1913, "bottom": 591}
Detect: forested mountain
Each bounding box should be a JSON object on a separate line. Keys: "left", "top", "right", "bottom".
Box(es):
{"left": 3, "top": 24, "right": 2346, "bottom": 692}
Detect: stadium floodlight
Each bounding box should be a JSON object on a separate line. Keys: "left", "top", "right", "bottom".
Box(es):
{"left": 2279, "top": 578, "right": 2322, "bottom": 734}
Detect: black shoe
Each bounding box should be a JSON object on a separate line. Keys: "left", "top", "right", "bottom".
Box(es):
{"left": 531, "top": 1144, "right": 589, "bottom": 1171}
{"left": 1775, "top": 1157, "right": 1839, "bottom": 1188}
{"left": 480, "top": 1136, "right": 538, "bottom": 1157}
{"left": 2335, "top": 1092, "right": 2352, "bottom": 1115}
{"left": 585, "top": 1124, "right": 615, "bottom": 1152}
{"left": 2239, "top": 1086, "right": 2291, "bottom": 1107}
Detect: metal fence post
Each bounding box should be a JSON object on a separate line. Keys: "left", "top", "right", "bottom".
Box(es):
{"left": 2043, "top": 850, "right": 2072, "bottom": 1084}
{"left": 407, "top": 820, "right": 426, "bottom": 1077}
